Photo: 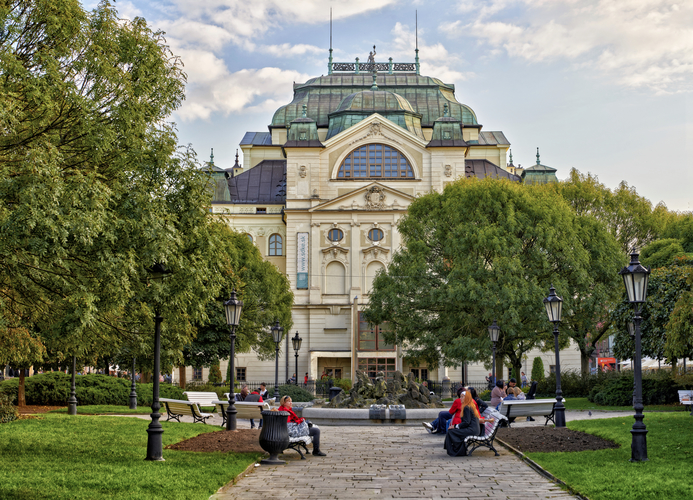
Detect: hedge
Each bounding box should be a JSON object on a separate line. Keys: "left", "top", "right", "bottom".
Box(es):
{"left": 0, "top": 372, "right": 184, "bottom": 406}
{"left": 266, "top": 384, "right": 314, "bottom": 402}
{"left": 0, "top": 393, "right": 19, "bottom": 423}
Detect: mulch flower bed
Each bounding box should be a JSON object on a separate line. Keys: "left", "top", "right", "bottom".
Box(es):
{"left": 17, "top": 405, "right": 64, "bottom": 415}
{"left": 166, "top": 429, "right": 265, "bottom": 454}
{"left": 497, "top": 426, "right": 619, "bottom": 453}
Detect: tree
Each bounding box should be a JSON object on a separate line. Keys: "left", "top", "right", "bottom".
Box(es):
{"left": 612, "top": 257, "right": 693, "bottom": 363}
{"left": 531, "top": 357, "right": 545, "bottom": 382}
{"left": 641, "top": 239, "right": 686, "bottom": 268}
{"left": 0, "top": 322, "right": 45, "bottom": 406}
{"left": 181, "top": 225, "right": 294, "bottom": 379}
{"left": 1, "top": 1, "right": 225, "bottom": 374}
{"left": 665, "top": 283, "right": 693, "bottom": 364}
{"left": 550, "top": 170, "right": 629, "bottom": 375}
{"left": 363, "top": 177, "right": 597, "bottom": 379}
{"left": 662, "top": 212, "right": 693, "bottom": 253}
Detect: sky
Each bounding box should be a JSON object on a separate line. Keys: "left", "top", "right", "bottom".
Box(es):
{"left": 88, "top": 0, "right": 692, "bottom": 212}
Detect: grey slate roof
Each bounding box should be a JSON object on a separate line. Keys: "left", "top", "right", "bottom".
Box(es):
{"left": 227, "top": 160, "right": 287, "bottom": 204}
{"left": 465, "top": 159, "right": 521, "bottom": 182}
{"left": 474, "top": 131, "right": 510, "bottom": 146}
{"left": 240, "top": 132, "right": 274, "bottom": 146}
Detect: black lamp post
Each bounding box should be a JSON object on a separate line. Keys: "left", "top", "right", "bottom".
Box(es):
{"left": 271, "top": 320, "right": 284, "bottom": 401}
{"left": 488, "top": 320, "right": 500, "bottom": 387}
{"left": 543, "top": 285, "right": 566, "bottom": 428}
{"left": 129, "top": 357, "right": 138, "bottom": 410}
{"left": 145, "top": 263, "right": 170, "bottom": 462}
{"left": 619, "top": 248, "right": 650, "bottom": 462}
{"left": 292, "top": 331, "right": 302, "bottom": 386}
{"left": 223, "top": 290, "right": 243, "bottom": 431}
{"left": 67, "top": 355, "right": 77, "bottom": 415}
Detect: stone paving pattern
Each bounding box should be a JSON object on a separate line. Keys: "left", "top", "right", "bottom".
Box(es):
{"left": 211, "top": 424, "right": 580, "bottom": 500}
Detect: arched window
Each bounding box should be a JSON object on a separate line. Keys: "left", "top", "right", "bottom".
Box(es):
{"left": 337, "top": 144, "right": 414, "bottom": 179}
{"left": 328, "top": 228, "right": 344, "bottom": 242}
{"left": 368, "top": 228, "right": 384, "bottom": 242}
{"left": 246, "top": 234, "right": 253, "bottom": 243}
{"left": 269, "top": 234, "right": 283, "bottom": 256}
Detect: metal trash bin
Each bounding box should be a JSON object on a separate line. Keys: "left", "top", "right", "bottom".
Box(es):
{"left": 259, "top": 410, "right": 290, "bottom": 465}
{"left": 329, "top": 386, "right": 343, "bottom": 402}
{"left": 389, "top": 404, "right": 406, "bottom": 421}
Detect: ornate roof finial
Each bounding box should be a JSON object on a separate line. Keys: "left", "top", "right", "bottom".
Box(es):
{"left": 302, "top": 104, "right": 307, "bottom": 118}
{"left": 509, "top": 149, "right": 513, "bottom": 165}
{"left": 536, "top": 147, "right": 541, "bottom": 165}
{"left": 371, "top": 70, "right": 378, "bottom": 91}
{"left": 443, "top": 103, "right": 449, "bottom": 117}
{"left": 234, "top": 149, "right": 240, "bottom": 168}
{"left": 210, "top": 148, "right": 214, "bottom": 165}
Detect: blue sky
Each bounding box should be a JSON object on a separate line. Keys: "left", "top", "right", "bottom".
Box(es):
{"left": 91, "top": 0, "right": 691, "bottom": 211}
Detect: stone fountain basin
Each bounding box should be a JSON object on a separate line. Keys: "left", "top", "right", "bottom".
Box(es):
{"left": 302, "top": 404, "right": 453, "bottom": 426}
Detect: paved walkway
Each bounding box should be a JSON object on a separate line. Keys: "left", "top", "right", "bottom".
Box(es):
{"left": 211, "top": 424, "right": 579, "bottom": 500}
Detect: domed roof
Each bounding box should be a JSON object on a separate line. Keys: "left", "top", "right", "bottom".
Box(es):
{"left": 335, "top": 91, "right": 415, "bottom": 114}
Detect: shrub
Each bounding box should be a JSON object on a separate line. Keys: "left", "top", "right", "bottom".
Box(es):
{"left": 266, "top": 384, "right": 314, "bottom": 402}
{"left": 589, "top": 371, "right": 683, "bottom": 406}
{"left": 0, "top": 393, "right": 19, "bottom": 423}
{"left": 0, "top": 373, "right": 184, "bottom": 406}
{"left": 208, "top": 362, "right": 222, "bottom": 385}
{"left": 531, "top": 357, "right": 545, "bottom": 382}
{"left": 478, "top": 389, "right": 491, "bottom": 400}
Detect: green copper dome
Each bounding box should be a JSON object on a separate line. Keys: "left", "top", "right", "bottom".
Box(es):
{"left": 326, "top": 90, "right": 424, "bottom": 139}
{"left": 270, "top": 73, "right": 478, "bottom": 131}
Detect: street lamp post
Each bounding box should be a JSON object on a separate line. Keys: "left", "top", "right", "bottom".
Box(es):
{"left": 488, "top": 320, "right": 500, "bottom": 388}
{"left": 223, "top": 290, "right": 243, "bottom": 431}
{"left": 67, "top": 355, "right": 77, "bottom": 415}
{"left": 145, "top": 263, "right": 170, "bottom": 462}
{"left": 292, "top": 331, "right": 302, "bottom": 386}
{"left": 129, "top": 357, "right": 138, "bottom": 410}
{"left": 543, "top": 285, "right": 566, "bottom": 428}
{"left": 271, "top": 320, "right": 284, "bottom": 401}
{"left": 620, "top": 249, "right": 651, "bottom": 462}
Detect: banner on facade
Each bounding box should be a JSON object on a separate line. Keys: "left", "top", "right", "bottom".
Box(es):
{"left": 296, "top": 232, "right": 309, "bottom": 289}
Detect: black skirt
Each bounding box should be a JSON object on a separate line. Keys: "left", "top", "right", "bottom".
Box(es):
{"left": 444, "top": 426, "right": 480, "bottom": 456}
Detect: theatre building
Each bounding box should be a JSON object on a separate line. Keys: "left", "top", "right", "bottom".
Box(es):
{"left": 195, "top": 50, "right": 579, "bottom": 386}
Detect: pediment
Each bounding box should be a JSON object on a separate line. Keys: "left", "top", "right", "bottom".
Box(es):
{"left": 309, "top": 182, "right": 414, "bottom": 212}
{"left": 322, "top": 113, "right": 428, "bottom": 150}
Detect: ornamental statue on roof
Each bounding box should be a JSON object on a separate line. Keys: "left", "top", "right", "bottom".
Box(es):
{"left": 367, "top": 45, "right": 376, "bottom": 64}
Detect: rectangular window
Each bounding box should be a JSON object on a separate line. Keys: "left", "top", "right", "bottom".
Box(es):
{"left": 410, "top": 368, "right": 428, "bottom": 381}
{"left": 358, "top": 313, "right": 395, "bottom": 351}
{"left": 358, "top": 358, "right": 396, "bottom": 380}
{"left": 324, "top": 367, "right": 342, "bottom": 379}
{"left": 236, "top": 367, "right": 246, "bottom": 381}
{"left": 193, "top": 368, "right": 202, "bottom": 381}
{"left": 256, "top": 207, "right": 266, "bottom": 214}
{"left": 549, "top": 365, "right": 556, "bottom": 375}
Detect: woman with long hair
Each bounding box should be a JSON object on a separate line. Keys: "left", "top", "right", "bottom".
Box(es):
{"left": 444, "top": 390, "right": 481, "bottom": 456}
{"left": 277, "top": 395, "right": 326, "bottom": 456}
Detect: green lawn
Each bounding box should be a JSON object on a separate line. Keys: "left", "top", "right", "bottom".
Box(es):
{"left": 527, "top": 413, "right": 693, "bottom": 500}
{"left": 50, "top": 405, "right": 153, "bottom": 415}
{"left": 563, "top": 397, "right": 684, "bottom": 412}
{"left": 0, "top": 414, "right": 262, "bottom": 499}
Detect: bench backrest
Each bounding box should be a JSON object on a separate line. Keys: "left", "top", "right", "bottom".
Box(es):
{"left": 160, "top": 399, "right": 200, "bottom": 416}
{"left": 213, "top": 400, "right": 269, "bottom": 419}
{"left": 499, "top": 399, "right": 556, "bottom": 417}
{"left": 183, "top": 391, "right": 219, "bottom": 406}
{"left": 679, "top": 390, "right": 693, "bottom": 402}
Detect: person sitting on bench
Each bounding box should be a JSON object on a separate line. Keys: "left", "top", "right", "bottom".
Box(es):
{"left": 423, "top": 386, "right": 465, "bottom": 434}
{"left": 490, "top": 380, "right": 506, "bottom": 410}
{"left": 278, "top": 396, "right": 326, "bottom": 457}
{"left": 444, "top": 390, "right": 481, "bottom": 456}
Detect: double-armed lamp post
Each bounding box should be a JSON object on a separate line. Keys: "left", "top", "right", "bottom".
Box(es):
{"left": 543, "top": 285, "right": 566, "bottom": 428}
{"left": 223, "top": 290, "right": 243, "bottom": 431}
{"left": 488, "top": 320, "right": 500, "bottom": 386}
{"left": 271, "top": 320, "right": 284, "bottom": 401}
{"left": 619, "top": 249, "right": 650, "bottom": 462}
{"left": 292, "top": 331, "right": 302, "bottom": 386}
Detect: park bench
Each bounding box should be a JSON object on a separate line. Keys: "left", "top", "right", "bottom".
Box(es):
{"left": 678, "top": 390, "right": 693, "bottom": 408}
{"left": 183, "top": 391, "right": 219, "bottom": 409}
{"left": 498, "top": 399, "right": 564, "bottom": 427}
{"left": 464, "top": 416, "right": 508, "bottom": 456}
{"left": 287, "top": 427, "right": 314, "bottom": 459}
{"left": 160, "top": 398, "right": 212, "bottom": 424}
{"left": 213, "top": 400, "right": 270, "bottom": 427}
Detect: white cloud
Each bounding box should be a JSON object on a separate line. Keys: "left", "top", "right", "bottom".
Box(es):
{"left": 444, "top": 0, "right": 693, "bottom": 93}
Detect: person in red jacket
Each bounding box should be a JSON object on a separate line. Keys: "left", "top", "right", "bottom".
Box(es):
{"left": 278, "top": 395, "right": 326, "bottom": 456}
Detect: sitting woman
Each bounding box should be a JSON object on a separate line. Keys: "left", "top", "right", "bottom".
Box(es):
{"left": 444, "top": 390, "right": 481, "bottom": 456}
{"left": 422, "top": 386, "right": 465, "bottom": 434}
{"left": 489, "top": 379, "right": 506, "bottom": 410}
{"left": 277, "top": 395, "right": 326, "bottom": 457}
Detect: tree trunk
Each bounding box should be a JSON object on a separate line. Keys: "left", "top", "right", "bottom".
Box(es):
{"left": 179, "top": 366, "right": 186, "bottom": 389}
{"left": 580, "top": 350, "right": 591, "bottom": 377}
{"left": 18, "top": 369, "right": 26, "bottom": 407}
